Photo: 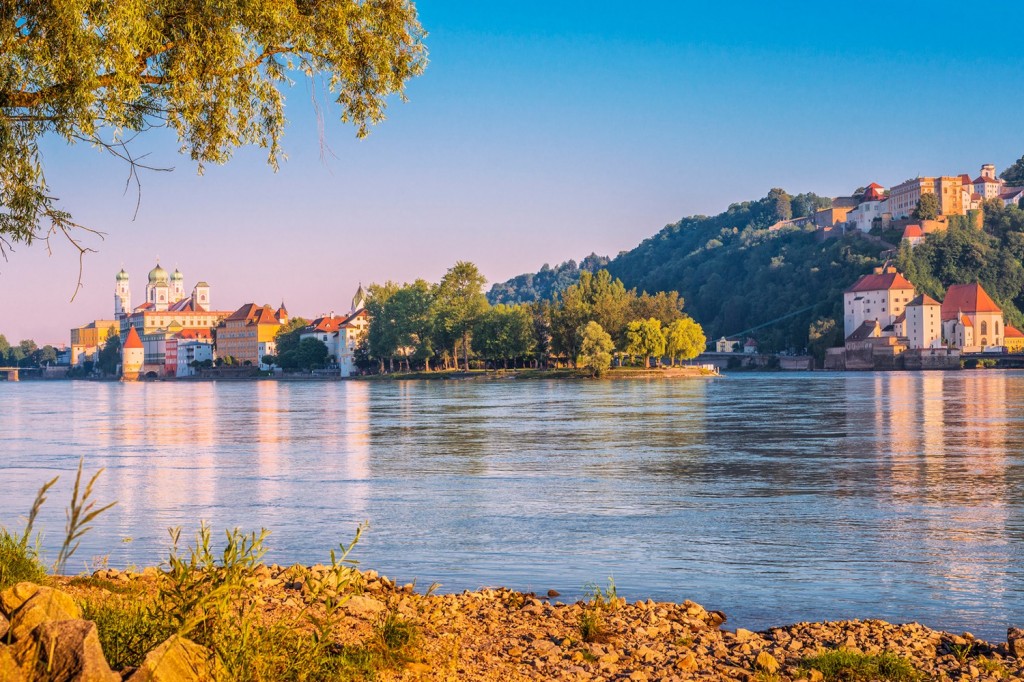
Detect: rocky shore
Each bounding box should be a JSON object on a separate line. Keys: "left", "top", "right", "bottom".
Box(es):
{"left": 2, "top": 564, "right": 1023, "bottom": 681}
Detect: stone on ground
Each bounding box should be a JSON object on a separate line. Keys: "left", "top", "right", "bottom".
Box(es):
{"left": 127, "top": 635, "right": 218, "bottom": 682}
{"left": 11, "top": 619, "right": 119, "bottom": 682}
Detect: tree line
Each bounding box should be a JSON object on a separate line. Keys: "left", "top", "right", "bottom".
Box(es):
{"left": 0, "top": 335, "right": 60, "bottom": 368}
{"left": 365, "top": 262, "right": 706, "bottom": 374}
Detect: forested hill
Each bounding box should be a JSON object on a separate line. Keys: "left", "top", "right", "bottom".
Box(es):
{"left": 488, "top": 253, "right": 609, "bottom": 304}
{"left": 489, "top": 190, "right": 882, "bottom": 352}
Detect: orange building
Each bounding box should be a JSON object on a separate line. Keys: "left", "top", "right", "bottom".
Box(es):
{"left": 889, "top": 176, "right": 965, "bottom": 218}
{"left": 941, "top": 283, "right": 1004, "bottom": 350}
{"left": 69, "top": 320, "right": 119, "bottom": 365}
{"left": 216, "top": 303, "right": 288, "bottom": 365}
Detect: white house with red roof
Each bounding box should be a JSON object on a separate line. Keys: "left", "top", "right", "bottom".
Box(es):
{"left": 847, "top": 183, "right": 890, "bottom": 233}
{"left": 901, "top": 224, "right": 924, "bottom": 248}
{"left": 298, "top": 285, "right": 370, "bottom": 376}
{"left": 120, "top": 326, "right": 144, "bottom": 381}
{"left": 843, "top": 264, "right": 916, "bottom": 340}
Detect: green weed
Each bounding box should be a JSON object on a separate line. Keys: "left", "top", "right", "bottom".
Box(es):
{"left": 578, "top": 578, "right": 617, "bottom": 643}
{"left": 976, "top": 655, "right": 1008, "bottom": 678}
{"left": 80, "top": 598, "right": 172, "bottom": 670}
{"left": 799, "top": 648, "right": 922, "bottom": 681}
{"left": 947, "top": 642, "right": 973, "bottom": 664}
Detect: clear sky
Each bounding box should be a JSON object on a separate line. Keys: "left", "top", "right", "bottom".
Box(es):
{"left": 3, "top": 1, "right": 1023, "bottom": 344}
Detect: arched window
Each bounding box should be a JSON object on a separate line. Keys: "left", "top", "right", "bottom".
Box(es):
{"left": 996, "top": 320, "right": 1001, "bottom": 336}
{"left": 981, "top": 321, "right": 988, "bottom": 336}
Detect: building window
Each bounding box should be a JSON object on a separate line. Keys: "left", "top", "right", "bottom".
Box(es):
{"left": 981, "top": 321, "right": 988, "bottom": 335}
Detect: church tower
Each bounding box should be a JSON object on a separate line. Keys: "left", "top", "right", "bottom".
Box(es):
{"left": 114, "top": 268, "right": 131, "bottom": 318}
{"left": 146, "top": 262, "right": 170, "bottom": 311}
{"left": 170, "top": 268, "right": 185, "bottom": 303}
{"left": 192, "top": 281, "right": 211, "bottom": 311}
{"left": 350, "top": 283, "right": 366, "bottom": 315}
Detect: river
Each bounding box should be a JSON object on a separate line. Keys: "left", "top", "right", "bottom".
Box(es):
{"left": 1, "top": 372, "right": 1022, "bottom": 639}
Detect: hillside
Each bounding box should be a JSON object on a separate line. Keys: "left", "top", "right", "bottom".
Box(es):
{"left": 489, "top": 191, "right": 881, "bottom": 352}
{"left": 490, "top": 191, "right": 1024, "bottom": 353}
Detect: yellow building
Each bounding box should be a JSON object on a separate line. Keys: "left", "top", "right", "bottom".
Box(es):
{"left": 216, "top": 303, "right": 289, "bottom": 365}
{"left": 69, "top": 320, "right": 119, "bottom": 365}
{"left": 1004, "top": 326, "right": 1024, "bottom": 353}
{"left": 889, "top": 176, "right": 966, "bottom": 218}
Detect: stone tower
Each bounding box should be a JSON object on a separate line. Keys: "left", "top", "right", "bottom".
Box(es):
{"left": 114, "top": 268, "right": 131, "bottom": 318}
{"left": 121, "top": 326, "right": 145, "bottom": 381}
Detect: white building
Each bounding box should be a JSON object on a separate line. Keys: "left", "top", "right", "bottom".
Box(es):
{"left": 846, "top": 183, "right": 889, "bottom": 233}
{"left": 843, "top": 264, "right": 916, "bottom": 339}
{"left": 298, "top": 285, "right": 370, "bottom": 377}
{"left": 905, "top": 294, "right": 942, "bottom": 349}
{"left": 176, "top": 338, "right": 214, "bottom": 377}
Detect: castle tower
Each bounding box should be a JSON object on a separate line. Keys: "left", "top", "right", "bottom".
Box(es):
{"left": 350, "top": 283, "right": 366, "bottom": 315}
{"left": 192, "top": 281, "right": 211, "bottom": 311}
{"left": 170, "top": 268, "right": 185, "bottom": 303}
{"left": 121, "top": 326, "right": 144, "bottom": 381}
{"left": 114, "top": 268, "right": 131, "bottom": 318}
{"left": 146, "top": 262, "right": 170, "bottom": 311}
{"left": 981, "top": 164, "right": 997, "bottom": 180}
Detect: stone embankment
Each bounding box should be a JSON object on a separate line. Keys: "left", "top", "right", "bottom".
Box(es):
{"left": 2, "top": 564, "right": 1024, "bottom": 681}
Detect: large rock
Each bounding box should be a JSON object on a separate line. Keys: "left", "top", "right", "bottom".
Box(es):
{"left": 343, "top": 595, "right": 386, "bottom": 619}
{"left": 0, "top": 583, "right": 42, "bottom": 616}
{"left": 1009, "top": 627, "right": 1024, "bottom": 659}
{"left": 7, "top": 587, "right": 82, "bottom": 642}
{"left": 11, "top": 619, "right": 119, "bottom": 682}
{"left": 0, "top": 613, "right": 8, "bottom": 641}
{"left": 0, "top": 645, "right": 21, "bottom": 682}
{"left": 126, "top": 635, "right": 219, "bottom": 682}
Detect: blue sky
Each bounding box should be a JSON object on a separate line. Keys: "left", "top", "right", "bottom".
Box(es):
{"left": 4, "top": 1, "right": 1024, "bottom": 343}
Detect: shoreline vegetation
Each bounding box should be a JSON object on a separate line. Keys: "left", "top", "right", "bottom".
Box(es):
{"left": 3, "top": 467, "right": 1024, "bottom": 680}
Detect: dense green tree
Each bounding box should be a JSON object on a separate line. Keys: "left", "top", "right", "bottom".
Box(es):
{"left": 550, "top": 277, "right": 592, "bottom": 366}
{"left": 0, "top": 335, "right": 9, "bottom": 361}
{"left": 664, "top": 318, "right": 706, "bottom": 365}
{"left": 625, "top": 318, "right": 667, "bottom": 368}
{"left": 389, "top": 280, "right": 435, "bottom": 371}
{"left": 433, "top": 262, "right": 489, "bottom": 371}
{"left": 295, "top": 338, "right": 330, "bottom": 370}
{"left": 473, "top": 305, "right": 536, "bottom": 369}
{"left": 767, "top": 188, "right": 792, "bottom": 222}
{"left": 274, "top": 317, "right": 311, "bottom": 358}
{"left": 807, "top": 318, "right": 840, "bottom": 366}
{"left": 366, "top": 281, "right": 401, "bottom": 372}
{"left": 487, "top": 254, "right": 610, "bottom": 305}
{"left": 791, "top": 193, "right": 832, "bottom": 219}
{"left": 96, "top": 334, "right": 121, "bottom": 376}
{"left": 1001, "top": 154, "right": 1024, "bottom": 186}
{"left": 913, "top": 193, "right": 940, "bottom": 220}
{"left": 36, "top": 345, "right": 58, "bottom": 366}
{"left": 578, "top": 321, "right": 614, "bottom": 377}
{"left": 629, "top": 291, "right": 684, "bottom": 328}
{"left": 0, "top": 0, "right": 427, "bottom": 255}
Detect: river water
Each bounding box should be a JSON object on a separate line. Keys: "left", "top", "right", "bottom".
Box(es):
{"left": 1, "top": 373, "right": 1023, "bottom": 639}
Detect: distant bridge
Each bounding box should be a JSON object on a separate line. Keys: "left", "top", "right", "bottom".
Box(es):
{"left": 0, "top": 367, "right": 42, "bottom": 381}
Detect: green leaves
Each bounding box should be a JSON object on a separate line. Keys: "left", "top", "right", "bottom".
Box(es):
{"left": 0, "top": 0, "right": 427, "bottom": 252}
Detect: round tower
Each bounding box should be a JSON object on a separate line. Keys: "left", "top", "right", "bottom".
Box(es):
{"left": 121, "top": 326, "right": 145, "bottom": 381}
{"left": 114, "top": 268, "right": 131, "bottom": 318}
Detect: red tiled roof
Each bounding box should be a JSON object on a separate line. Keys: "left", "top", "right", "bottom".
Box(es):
{"left": 902, "top": 225, "right": 924, "bottom": 239}
{"left": 960, "top": 174, "right": 973, "bottom": 185}
{"left": 175, "top": 329, "right": 212, "bottom": 340}
{"left": 134, "top": 302, "right": 155, "bottom": 311}
{"left": 1005, "top": 325, "right": 1024, "bottom": 338}
{"left": 974, "top": 176, "right": 1001, "bottom": 184}
{"left": 306, "top": 316, "right": 348, "bottom": 333}
{"left": 866, "top": 182, "right": 883, "bottom": 189}
{"left": 961, "top": 315, "right": 973, "bottom": 327}
{"left": 941, "top": 283, "right": 1002, "bottom": 320}
{"left": 124, "top": 326, "right": 143, "bottom": 349}
{"left": 908, "top": 294, "right": 940, "bottom": 307}
{"left": 845, "top": 271, "right": 915, "bottom": 294}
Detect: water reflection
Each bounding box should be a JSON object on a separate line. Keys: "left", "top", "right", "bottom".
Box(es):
{"left": 1, "top": 373, "right": 1023, "bottom": 639}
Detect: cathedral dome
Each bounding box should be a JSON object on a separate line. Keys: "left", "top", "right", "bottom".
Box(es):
{"left": 116, "top": 268, "right": 129, "bottom": 282}
{"left": 171, "top": 268, "right": 184, "bottom": 281}
{"left": 148, "top": 263, "right": 168, "bottom": 284}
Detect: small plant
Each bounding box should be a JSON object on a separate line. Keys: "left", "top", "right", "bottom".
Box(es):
{"left": 375, "top": 607, "right": 415, "bottom": 652}
{"left": 799, "top": 649, "right": 921, "bottom": 681}
{"left": 1, "top": 459, "right": 115, "bottom": 589}
{"left": 976, "top": 655, "right": 1008, "bottom": 678}
{"left": 81, "top": 597, "right": 172, "bottom": 670}
{"left": 0, "top": 475, "right": 53, "bottom": 590}
{"left": 948, "top": 642, "right": 973, "bottom": 664}
{"left": 578, "top": 578, "right": 617, "bottom": 643}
